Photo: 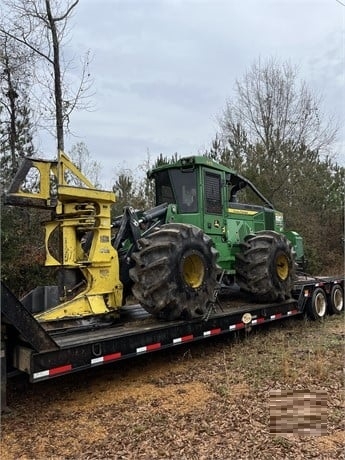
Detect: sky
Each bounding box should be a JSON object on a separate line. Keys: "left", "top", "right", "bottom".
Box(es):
{"left": 39, "top": 0, "right": 344, "bottom": 188}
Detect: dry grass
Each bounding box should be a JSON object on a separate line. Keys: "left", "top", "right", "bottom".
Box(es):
{"left": 1, "top": 313, "right": 344, "bottom": 459}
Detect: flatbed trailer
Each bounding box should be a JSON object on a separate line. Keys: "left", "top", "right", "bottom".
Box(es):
{"left": 1, "top": 275, "right": 344, "bottom": 411}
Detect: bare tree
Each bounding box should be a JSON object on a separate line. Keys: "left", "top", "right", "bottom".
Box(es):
{"left": 68, "top": 142, "right": 101, "bottom": 188}
{"left": 214, "top": 57, "right": 340, "bottom": 206}
{"left": 0, "top": 0, "right": 92, "bottom": 152}
{"left": 219, "top": 58, "right": 337, "bottom": 165}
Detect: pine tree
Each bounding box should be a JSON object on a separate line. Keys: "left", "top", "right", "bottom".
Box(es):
{"left": 0, "top": 33, "right": 35, "bottom": 189}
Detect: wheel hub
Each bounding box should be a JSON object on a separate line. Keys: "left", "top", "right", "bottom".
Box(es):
{"left": 314, "top": 292, "right": 326, "bottom": 316}
{"left": 182, "top": 253, "right": 205, "bottom": 288}
{"left": 276, "top": 253, "right": 289, "bottom": 280}
{"left": 333, "top": 288, "right": 343, "bottom": 311}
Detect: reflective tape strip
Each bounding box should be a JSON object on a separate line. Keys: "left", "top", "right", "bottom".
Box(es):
{"left": 252, "top": 318, "right": 265, "bottom": 325}
{"left": 91, "top": 352, "right": 122, "bottom": 365}
{"left": 270, "top": 313, "right": 283, "bottom": 320}
{"left": 33, "top": 364, "right": 72, "bottom": 380}
{"left": 287, "top": 309, "right": 299, "bottom": 315}
{"left": 49, "top": 364, "right": 72, "bottom": 376}
{"left": 104, "top": 352, "right": 122, "bottom": 362}
{"left": 136, "top": 343, "right": 161, "bottom": 354}
{"left": 203, "top": 328, "right": 221, "bottom": 337}
{"left": 173, "top": 334, "right": 194, "bottom": 344}
{"left": 229, "top": 322, "right": 245, "bottom": 331}
{"left": 33, "top": 370, "right": 50, "bottom": 380}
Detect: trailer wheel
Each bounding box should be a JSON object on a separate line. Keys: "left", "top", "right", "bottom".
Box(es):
{"left": 308, "top": 287, "right": 327, "bottom": 320}
{"left": 129, "top": 223, "right": 219, "bottom": 320}
{"left": 235, "top": 230, "right": 295, "bottom": 302}
{"left": 328, "top": 285, "right": 344, "bottom": 315}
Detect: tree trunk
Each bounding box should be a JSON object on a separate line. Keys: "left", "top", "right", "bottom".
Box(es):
{"left": 45, "top": 0, "right": 64, "bottom": 152}
{"left": 4, "top": 55, "right": 17, "bottom": 170}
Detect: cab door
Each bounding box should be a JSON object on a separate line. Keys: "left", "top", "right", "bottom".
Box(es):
{"left": 202, "top": 169, "right": 228, "bottom": 267}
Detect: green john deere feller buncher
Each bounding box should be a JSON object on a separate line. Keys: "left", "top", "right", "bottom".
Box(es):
{"left": 5, "top": 153, "right": 304, "bottom": 324}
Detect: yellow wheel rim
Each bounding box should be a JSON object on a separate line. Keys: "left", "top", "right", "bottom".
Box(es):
{"left": 182, "top": 253, "right": 205, "bottom": 288}
{"left": 276, "top": 253, "right": 289, "bottom": 280}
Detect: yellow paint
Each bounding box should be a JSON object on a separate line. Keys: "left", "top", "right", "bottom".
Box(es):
{"left": 228, "top": 208, "right": 258, "bottom": 216}
{"left": 7, "top": 151, "right": 124, "bottom": 322}
{"left": 182, "top": 253, "right": 205, "bottom": 288}
{"left": 276, "top": 253, "right": 289, "bottom": 280}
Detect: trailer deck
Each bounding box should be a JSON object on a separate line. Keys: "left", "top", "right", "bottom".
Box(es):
{"left": 29, "top": 298, "right": 298, "bottom": 380}
{"left": 1, "top": 276, "right": 344, "bottom": 410}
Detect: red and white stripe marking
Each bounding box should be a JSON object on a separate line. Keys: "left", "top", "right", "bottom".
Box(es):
{"left": 33, "top": 364, "right": 72, "bottom": 380}
{"left": 270, "top": 313, "right": 283, "bottom": 320}
{"left": 251, "top": 317, "right": 265, "bottom": 325}
{"left": 136, "top": 342, "right": 161, "bottom": 354}
{"left": 173, "top": 334, "right": 194, "bottom": 344}
{"left": 229, "top": 322, "right": 245, "bottom": 331}
{"left": 203, "top": 328, "right": 221, "bottom": 337}
{"left": 91, "top": 352, "right": 122, "bottom": 365}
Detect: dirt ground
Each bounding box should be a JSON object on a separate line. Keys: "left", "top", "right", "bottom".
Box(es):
{"left": 1, "top": 313, "right": 344, "bottom": 460}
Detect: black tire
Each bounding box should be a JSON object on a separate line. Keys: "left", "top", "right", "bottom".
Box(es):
{"left": 129, "top": 223, "right": 219, "bottom": 320}
{"left": 235, "top": 230, "right": 296, "bottom": 302}
{"left": 307, "top": 287, "right": 327, "bottom": 320}
{"left": 328, "top": 284, "right": 344, "bottom": 315}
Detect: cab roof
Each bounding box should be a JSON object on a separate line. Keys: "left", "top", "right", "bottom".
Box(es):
{"left": 149, "top": 155, "right": 236, "bottom": 176}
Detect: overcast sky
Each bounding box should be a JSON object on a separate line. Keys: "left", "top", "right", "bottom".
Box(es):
{"left": 43, "top": 0, "right": 344, "bottom": 188}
